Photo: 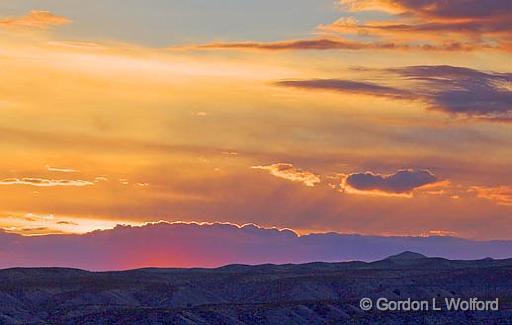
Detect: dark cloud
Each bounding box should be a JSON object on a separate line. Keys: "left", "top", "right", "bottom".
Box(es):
{"left": 1, "top": 221, "right": 512, "bottom": 270}
{"left": 277, "top": 65, "right": 512, "bottom": 120}
{"left": 391, "top": 65, "right": 512, "bottom": 117}
{"left": 343, "top": 169, "right": 439, "bottom": 194}
{"left": 383, "top": 0, "right": 512, "bottom": 19}
{"left": 20, "top": 227, "right": 51, "bottom": 232}
{"left": 277, "top": 79, "right": 410, "bottom": 99}
{"left": 57, "top": 221, "right": 79, "bottom": 226}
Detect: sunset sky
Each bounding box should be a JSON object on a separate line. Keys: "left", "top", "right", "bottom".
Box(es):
{"left": 1, "top": 0, "right": 511, "bottom": 240}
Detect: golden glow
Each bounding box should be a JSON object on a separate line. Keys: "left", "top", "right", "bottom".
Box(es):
{"left": 0, "top": 7, "right": 510, "bottom": 240}
{"left": 0, "top": 212, "right": 143, "bottom": 236}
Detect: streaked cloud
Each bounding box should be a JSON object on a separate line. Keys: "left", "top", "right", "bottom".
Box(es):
{"left": 252, "top": 163, "right": 320, "bottom": 187}
{"left": 341, "top": 169, "right": 439, "bottom": 197}
{"left": 277, "top": 79, "right": 409, "bottom": 99}
{"left": 277, "top": 65, "right": 512, "bottom": 121}
{"left": 0, "top": 178, "right": 93, "bottom": 187}
{"left": 46, "top": 166, "right": 77, "bottom": 173}
{"left": 193, "top": 38, "right": 399, "bottom": 51}
{"left": 0, "top": 10, "right": 71, "bottom": 29}
{"left": 56, "top": 220, "right": 79, "bottom": 226}
{"left": 222, "top": 151, "right": 239, "bottom": 156}
{"left": 421, "top": 229, "right": 458, "bottom": 237}
{"left": 183, "top": 38, "right": 477, "bottom": 52}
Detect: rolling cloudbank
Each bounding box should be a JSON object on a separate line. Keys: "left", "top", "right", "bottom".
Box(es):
{"left": 1, "top": 222, "right": 511, "bottom": 271}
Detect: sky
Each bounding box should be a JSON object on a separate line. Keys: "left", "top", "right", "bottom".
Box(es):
{"left": 0, "top": 0, "right": 511, "bottom": 241}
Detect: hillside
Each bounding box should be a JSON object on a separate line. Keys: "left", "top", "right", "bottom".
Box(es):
{"left": 1, "top": 252, "right": 511, "bottom": 324}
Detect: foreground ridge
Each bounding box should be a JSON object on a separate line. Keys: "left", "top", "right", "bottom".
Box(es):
{"left": 1, "top": 252, "right": 511, "bottom": 324}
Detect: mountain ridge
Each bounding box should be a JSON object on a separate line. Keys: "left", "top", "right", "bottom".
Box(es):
{"left": 2, "top": 222, "right": 512, "bottom": 270}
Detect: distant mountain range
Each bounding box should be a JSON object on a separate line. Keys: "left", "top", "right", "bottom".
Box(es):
{"left": 1, "top": 222, "right": 512, "bottom": 270}
{"left": 1, "top": 252, "right": 511, "bottom": 324}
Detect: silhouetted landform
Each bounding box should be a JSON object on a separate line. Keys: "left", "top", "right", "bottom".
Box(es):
{"left": 1, "top": 252, "right": 511, "bottom": 324}
{"left": 2, "top": 222, "right": 512, "bottom": 270}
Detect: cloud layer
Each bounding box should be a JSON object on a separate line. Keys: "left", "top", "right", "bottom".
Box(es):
{"left": 332, "top": 0, "right": 512, "bottom": 51}
{"left": 183, "top": 0, "right": 511, "bottom": 52}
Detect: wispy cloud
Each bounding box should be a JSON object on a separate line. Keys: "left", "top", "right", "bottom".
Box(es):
{"left": 469, "top": 186, "right": 512, "bottom": 206}
{"left": 277, "top": 79, "right": 410, "bottom": 99}
{"left": 252, "top": 163, "right": 320, "bottom": 187}
{"left": 46, "top": 166, "right": 78, "bottom": 173}
{"left": 0, "top": 10, "right": 71, "bottom": 29}
{"left": 0, "top": 212, "right": 140, "bottom": 236}
{"left": 182, "top": 38, "right": 476, "bottom": 52}
{"left": 0, "top": 178, "right": 93, "bottom": 187}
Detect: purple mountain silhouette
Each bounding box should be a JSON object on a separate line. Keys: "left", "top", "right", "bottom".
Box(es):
{"left": 1, "top": 222, "right": 511, "bottom": 270}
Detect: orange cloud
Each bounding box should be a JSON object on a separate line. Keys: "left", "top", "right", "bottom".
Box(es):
{"left": 0, "top": 10, "right": 71, "bottom": 29}
{"left": 47, "top": 166, "right": 77, "bottom": 173}
{"left": 195, "top": 38, "right": 396, "bottom": 50}
{"left": 470, "top": 186, "right": 512, "bottom": 206}
{"left": 420, "top": 229, "right": 458, "bottom": 237}
{"left": 185, "top": 38, "right": 476, "bottom": 52}
{"left": 0, "top": 212, "right": 141, "bottom": 236}
{"left": 178, "top": 0, "right": 508, "bottom": 52}
{"left": 252, "top": 163, "right": 320, "bottom": 187}
{"left": 329, "top": 0, "right": 512, "bottom": 51}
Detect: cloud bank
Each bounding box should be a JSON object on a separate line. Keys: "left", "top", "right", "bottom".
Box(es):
{"left": 1, "top": 222, "right": 511, "bottom": 271}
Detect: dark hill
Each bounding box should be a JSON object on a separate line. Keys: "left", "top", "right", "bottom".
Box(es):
{"left": 385, "top": 251, "right": 427, "bottom": 260}
{"left": 1, "top": 252, "right": 511, "bottom": 324}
